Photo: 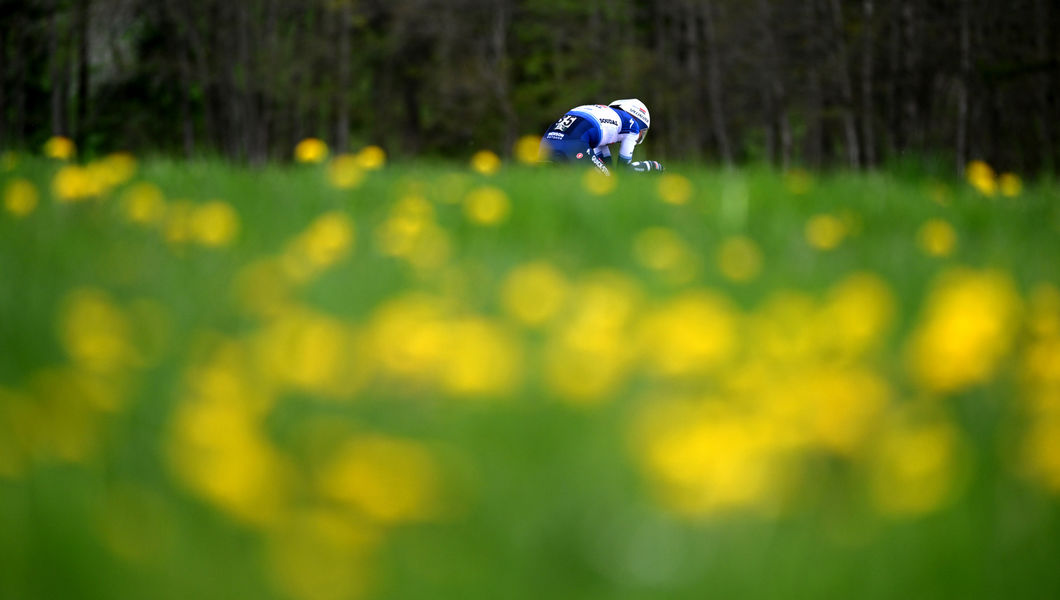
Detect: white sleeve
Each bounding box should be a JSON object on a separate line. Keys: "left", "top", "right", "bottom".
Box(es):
{"left": 617, "top": 135, "right": 637, "bottom": 163}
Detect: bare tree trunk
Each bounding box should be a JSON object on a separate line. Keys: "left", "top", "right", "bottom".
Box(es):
{"left": 956, "top": 0, "right": 970, "bottom": 173}
{"left": 805, "top": 1, "right": 823, "bottom": 167}
{"left": 829, "top": 0, "right": 860, "bottom": 168}
{"left": 0, "top": 25, "right": 6, "bottom": 148}
{"left": 1034, "top": 0, "right": 1052, "bottom": 170}
{"left": 861, "top": 0, "right": 876, "bottom": 167}
{"left": 491, "top": 0, "right": 516, "bottom": 155}
{"left": 685, "top": 1, "right": 704, "bottom": 157}
{"left": 335, "top": 1, "right": 352, "bottom": 153}
{"left": 75, "top": 0, "right": 89, "bottom": 149}
{"left": 49, "top": 10, "right": 69, "bottom": 137}
{"left": 703, "top": 1, "right": 732, "bottom": 165}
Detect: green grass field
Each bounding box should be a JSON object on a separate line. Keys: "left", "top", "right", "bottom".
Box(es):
{"left": 2, "top": 147, "right": 1060, "bottom": 600}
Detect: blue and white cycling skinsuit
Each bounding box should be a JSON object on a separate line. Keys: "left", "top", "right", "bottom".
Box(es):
{"left": 539, "top": 104, "right": 655, "bottom": 175}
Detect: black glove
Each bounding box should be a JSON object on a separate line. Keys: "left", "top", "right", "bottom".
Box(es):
{"left": 631, "top": 160, "right": 663, "bottom": 173}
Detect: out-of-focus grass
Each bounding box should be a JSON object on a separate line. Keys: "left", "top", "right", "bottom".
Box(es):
{"left": 1, "top": 144, "right": 1060, "bottom": 600}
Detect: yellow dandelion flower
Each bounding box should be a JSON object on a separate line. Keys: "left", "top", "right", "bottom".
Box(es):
{"left": 717, "top": 236, "right": 763, "bottom": 282}
{"left": 3, "top": 178, "right": 39, "bottom": 217}
{"left": 869, "top": 419, "right": 966, "bottom": 516}
{"left": 441, "top": 317, "right": 523, "bottom": 397}
{"left": 58, "top": 287, "right": 135, "bottom": 374}
{"left": 163, "top": 200, "right": 195, "bottom": 245}
{"left": 90, "top": 152, "right": 137, "bottom": 187}
{"left": 190, "top": 200, "right": 240, "bottom": 247}
{"left": 635, "top": 401, "right": 785, "bottom": 517}
{"left": 168, "top": 393, "right": 292, "bottom": 526}
{"left": 514, "top": 134, "right": 543, "bottom": 164}
{"left": 999, "top": 172, "right": 1022, "bottom": 197}
{"left": 818, "top": 272, "right": 896, "bottom": 357}
{"left": 1021, "top": 418, "right": 1060, "bottom": 494}
{"left": 907, "top": 268, "right": 1022, "bottom": 393}
{"left": 632, "top": 227, "right": 698, "bottom": 284}
{"left": 326, "top": 154, "right": 366, "bottom": 189}
{"left": 254, "top": 309, "right": 362, "bottom": 398}
{"left": 355, "top": 145, "right": 386, "bottom": 170}
{"left": 500, "top": 261, "right": 569, "bottom": 327}
{"left": 470, "top": 150, "right": 502, "bottom": 175}
{"left": 120, "top": 182, "right": 167, "bottom": 225}
{"left": 657, "top": 174, "right": 693, "bottom": 205}
{"left": 317, "top": 434, "right": 444, "bottom": 523}
{"left": 783, "top": 168, "right": 813, "bottom": 195}
{"left": 805, "top": 214, "right": 846, "bottom": 250}
{"left": 543, "top": 271, "right": 641, "bottom": 403}
{"left": 637, "top": 290, "right": 739, "bottom": 377}
{"left": 916, "top": 219, "right": 957, "bottom": 257}
{"left": 965, "top": 160, "right": 997, "bottom": 196}
{"left": 463, "top": 186, "right": 510, "bottom": 225}
{"left": 264, "top": 509, "right": 378, "bottom": 600}
{"left": 294, "top": 138, "right": 329, "bottom": 163}
{"left": 582, "top": 169, "right": 615, "bottom": 195}
{"left": 304, "top": 211, "right": 357, "bottom": 265}
{"left": 43, "top": 135, "right": 76, "bottom": 160}
{"left": 52, "top": 165, "right": 104, "bottom": 202}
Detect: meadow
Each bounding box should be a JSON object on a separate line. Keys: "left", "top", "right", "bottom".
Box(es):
{"left": 1, "top": 138, "right": 1060, "bottom": 600}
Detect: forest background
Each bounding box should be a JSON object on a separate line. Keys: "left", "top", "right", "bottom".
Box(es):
{"left": 2, "top": 0, "right": 1058, "bottom": 172}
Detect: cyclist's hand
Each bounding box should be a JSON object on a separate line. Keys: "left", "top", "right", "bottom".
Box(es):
{"left": 631, "top": 160, "right": 663, "bottom": 173}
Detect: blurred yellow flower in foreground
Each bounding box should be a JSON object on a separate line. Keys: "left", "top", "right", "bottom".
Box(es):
{"left": 582, "top": 169, "right": 615, "bottom": 195}
{"left": 463, "top": 186, "right": 510, "bottom": 225}
{"left": 375, "top": 195, "right": 450, "bottom": 270}
{"left": 441, "top": 317, "right": 523, "bottom": 397}
{"left": 43, "top": 135, "right": 76, "bottom": 160}
{"left": 90, "top": 152, "right": 137, "bottom": 187}
{"left": 355, "top": 145, "right": 386, "bottom": 170}
{"left": 805, "top": 214, "right": 846, "bottom": 250}
{"left": 283, "top": 211, "right": 356, "bottom": 281}
{"left": 783, "top": 168, "right": 813, "bottom": 195}
{"left": 500, "top": 261, "right": 569, "bottom": 327}
{"left": 294, "top": 138, "right": 329, "bottom": 163}
{"left": 717, "top": 236, "right": 763, "bottom": 282}
{"left": 637, "top": 290, "right": 739, "bottom": 378}
{"left": 253, "top": 308, "right": 365, "bottom": 399}
{"left": 3, "top": 178, "right": 38, "bottom": 217}
{"left": 265, "top": 509, "right": 378, "bottom": 600}
{"left": 907, "top": 268, "right": 1021, "bottom": 394}
{"left": 163, "top": 200, "right": 194, "bottom": 245}
{"left": 326, "top": 154, "right": 366, "bottom": 189}
{"left": 544, "top": 271, "right": 641, "bottom": 403}
{"left": 58, "top": 287, "right": 136, "bottom": 374}
{"left": 657, "top": 174, "right": 692, "bottom": 205}
{"left": 514, "top": 135, "right": 542, "bottom": 164}
{"left": 317, "top": 434, "right": 444, "bottom": 523}
{"left": 999, "top": 172, "right": 1023, "bottom": 197}
{"left": 120, "top": 182, "right": 167, "bottom": 225}
{"left": 53, "top": 165, "right": 104, "bottom": 201}
{"left": 632, "top": 227, "right": 697, "bottom": 284}
{"left": 470, "top": 150, "right": 502, "bottom": 175}
{"left": 635, "top": 400, "right": 786, "bottom": 518}
{"left": 869, "top": 418, "right": 966, "bottom": 516}
{"left": 916, "top": 218, "right": 957, "bottom": 257}
{"left": 966, "top": 160, "right": 997, "bottom": 196}
{"left": 190, "top": 200, "right": 240, "bottom": 247}
{"left": 818, "top": 272, "right": 896, "bottom": 358}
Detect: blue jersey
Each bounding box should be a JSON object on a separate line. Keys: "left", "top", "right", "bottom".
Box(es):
{"left": 541, "top": 104, "right": 644, "bottom": 164}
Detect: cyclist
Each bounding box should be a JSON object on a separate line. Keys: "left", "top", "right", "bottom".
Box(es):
{"left": 539, "top": 98, "right": 664, "bottom": 175}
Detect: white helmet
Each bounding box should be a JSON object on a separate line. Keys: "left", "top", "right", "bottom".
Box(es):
{"left": 609, "top": 98, "right": 650, "bottom": 143}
